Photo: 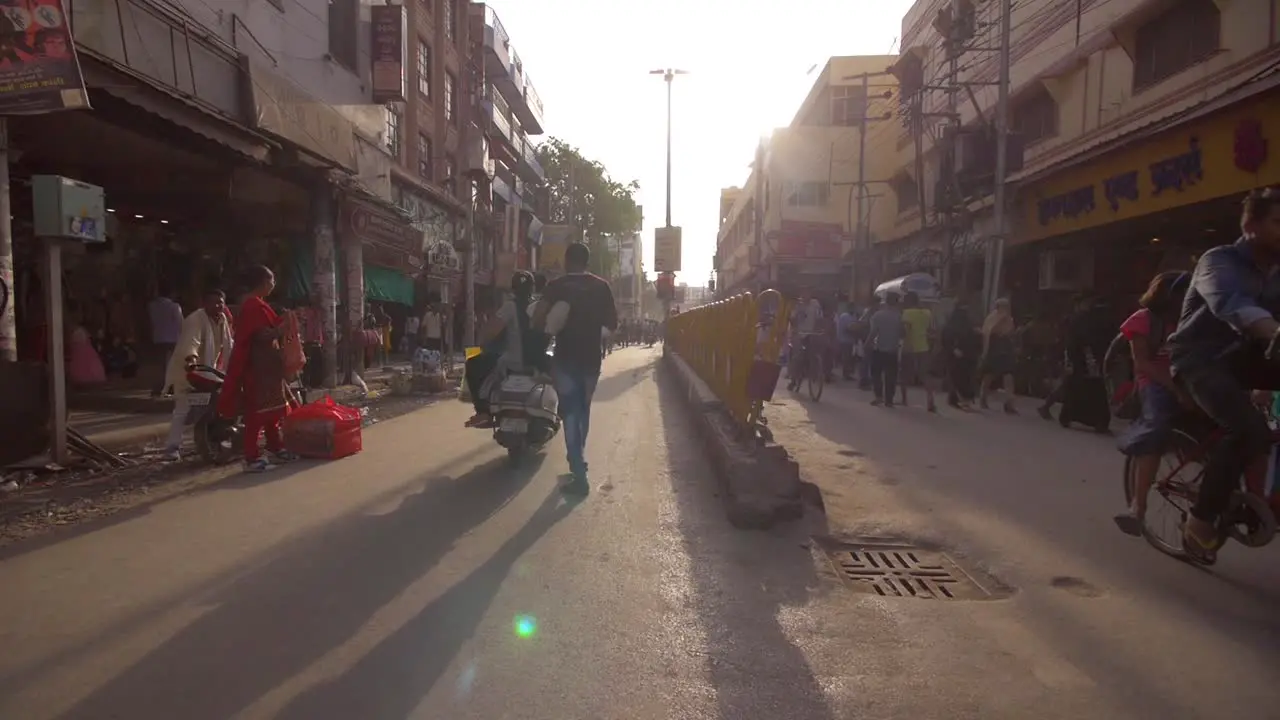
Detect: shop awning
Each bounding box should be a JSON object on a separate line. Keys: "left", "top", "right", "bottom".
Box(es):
{"left": 364, "top": 264, "right": 415, "bottom": 306}
{"left": 80, "top": 56, "right": 273, "bottom": 163}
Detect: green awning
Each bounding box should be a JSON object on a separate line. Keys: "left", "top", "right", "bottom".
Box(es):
{"left": 364, "top": 264, "right": 415, "bottom": 306}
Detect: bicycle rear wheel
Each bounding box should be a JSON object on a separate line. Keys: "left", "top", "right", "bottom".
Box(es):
{"left": 1126, "top": 429, "right": 1203, "bottom": 558}
{"left": 807, "top": 354, "right": 825, "bottom": 401}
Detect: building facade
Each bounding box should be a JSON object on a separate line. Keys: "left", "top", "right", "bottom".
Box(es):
{"left": 715, "top": 56, "right": 899, "bottom": 300}
{"left": 615, "top": 232, "right": 644, "bottom": 319}
{"left": 873, "top": 0, "right": 1280, "bottom": 314}
{"left": 469, "top": 3, "right": 547, "bottom": 299}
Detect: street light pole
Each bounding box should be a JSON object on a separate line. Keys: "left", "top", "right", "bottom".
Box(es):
{"left": 650, "top": 68, "right": 687, "bottom": 340}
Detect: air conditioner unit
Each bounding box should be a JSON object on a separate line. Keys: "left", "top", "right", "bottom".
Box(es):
{"left": 464, "top": 133, "right": 494, "bottom": 178}
{"left": 1038, "top": 248, "right": 1094, "bottom": 291}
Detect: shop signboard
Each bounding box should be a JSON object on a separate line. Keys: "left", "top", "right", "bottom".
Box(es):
{"left": 653, "top": 226, "right": 682, "bottom": 273}
{"left": 0, "top": 0, "right": 90, "bottom": 114}
{"left": 243, "top": 59, "right": 357, "bottom": 172}
{"left": 538, "top": 239, "right": 566, "bottom": 278}
{"left": 769, "top": 220, "right": 845, "bottom": 260}
{"left": 370, "top": 4, "right": 406, "bottom": 103}
{"left": 340, "top": 196, "right": 421, "bottom": 274}
{"left": 1020, "top": 92, "right": 1280, "bottom": 244}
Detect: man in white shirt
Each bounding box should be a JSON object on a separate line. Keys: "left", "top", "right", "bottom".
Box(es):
{"left": 402, "top": 314, "right": 420, "bottom": 355}
{"left": 148, "top": 286, "right": 185, "bottom": 397}
{"left": 422, "top": 304, "right": 444, "bottom": 353}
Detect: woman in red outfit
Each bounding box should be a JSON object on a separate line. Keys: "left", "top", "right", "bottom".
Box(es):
{"left": 216, "top": 266, "right": 297, "bottom": 472}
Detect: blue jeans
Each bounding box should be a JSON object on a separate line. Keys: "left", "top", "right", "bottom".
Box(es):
{"left": 554, "top": 367, "right": 600, "bottom": 476}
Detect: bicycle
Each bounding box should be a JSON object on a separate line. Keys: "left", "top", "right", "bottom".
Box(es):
{"left": 786, "top": 333, "right": 825, "bottom": 401}
{"left": 1122, "top": 410, "right": 1280, "bottom": 562}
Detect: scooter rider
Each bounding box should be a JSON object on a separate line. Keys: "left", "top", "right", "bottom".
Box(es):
{"left": 1166, "top": 187, "right": 1280, "bottom": 563}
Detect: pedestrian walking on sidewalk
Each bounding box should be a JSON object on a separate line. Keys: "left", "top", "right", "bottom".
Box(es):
{"left": 899, "top": 292, "right": 938, "bottom": 412}
{"left": 533, "top": 242, "right": 618, "bottom": 495}
{"left": 147, "top": 285, "right": 184, "bottom": 397}
{"left": 941, "top": 303, "right": 979, "bottom": 409}
{"left": 867, "top": 294, "right": 904, "bottom": 408}
{"left": 980, "top": 298, "right": 1019, "bottom": 414}
{"left": 161, "top": 290, "right": 232, "bottom": 460}
{"left": 217, "top": 266, "right": 299, "bottom": 473}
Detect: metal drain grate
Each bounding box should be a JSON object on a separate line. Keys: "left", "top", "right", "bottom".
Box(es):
{"left": 824, "top": 544, "right": 993, "bottom": 600}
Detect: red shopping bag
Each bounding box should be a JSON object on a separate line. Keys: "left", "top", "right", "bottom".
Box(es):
{"left": 282, "top": 396, "right": 363, "bottom": 459}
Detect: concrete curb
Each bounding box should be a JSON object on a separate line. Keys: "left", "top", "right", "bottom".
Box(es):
{"left": 661, "top": 351, "right": 812, "bottom": 530}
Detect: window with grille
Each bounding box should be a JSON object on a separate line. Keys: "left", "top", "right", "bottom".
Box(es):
{"left": 830, "top": 85, "right": 867, "bottom": 127}
{"left": 444, "top": 0, "right": 456, "bottom": 42}
{"left": 417, "top": 41, "right": 431, "bottom": 98}
{"left": 418, "top": 134, "right": 433, "bottom": 179}
{"left": 783, "top": 181, "right": 829, "bottom": 208}
{"left": 1012, "top": 87, "right": 1058, "bottom": 144}
{"left": 385, "top": 105, "right": 402, "bottom": 159}
{"left": 445, "top": 72, "right": 457, "bottom": 124}
{"left": 1133, "top": 0, "right": 1220, "bottom": 91}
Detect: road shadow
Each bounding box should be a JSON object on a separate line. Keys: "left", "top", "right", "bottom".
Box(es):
{"left": 52, "top": 452, "right": 546, "bottom": 720}
{"left": 592, "top": 352, "right": 659, "bottom": 404}
{"left": 655, "top": 369, "right": 836, "bottom": 720}
{"left": 273, "top": 488, "right": 580, "bottom": 720}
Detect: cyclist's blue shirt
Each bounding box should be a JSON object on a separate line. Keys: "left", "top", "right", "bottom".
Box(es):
{"left": 1168, "top": 238, "right": 1280, "bottom": 376}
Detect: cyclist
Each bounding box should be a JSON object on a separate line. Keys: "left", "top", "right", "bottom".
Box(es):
{"left": 1165, "top": 188, "right": 1280, "bottom": 563}
{"left": 786, "top": 289, "right": 825, "bottom": 390}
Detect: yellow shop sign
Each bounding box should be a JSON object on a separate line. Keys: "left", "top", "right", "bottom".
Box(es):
{"left": 1019, "top": 92, "right": 1280, "bottom": 243}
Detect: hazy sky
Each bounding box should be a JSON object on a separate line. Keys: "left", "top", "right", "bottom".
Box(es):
{"left": 494, "top": 0, "right": 915, "bottom": 285}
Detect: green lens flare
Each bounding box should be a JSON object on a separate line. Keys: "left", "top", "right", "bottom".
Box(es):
{"left": 513, "top": 614, "right": 538, "bottom": 638}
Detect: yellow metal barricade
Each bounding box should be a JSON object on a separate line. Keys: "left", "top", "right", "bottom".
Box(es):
{"left": 667, "top": 291, "right": 792, "bottom": 430}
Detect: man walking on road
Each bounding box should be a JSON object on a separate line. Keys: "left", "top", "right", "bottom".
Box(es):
{"left": 533, "top": 242, "right": 618, "bottom": 495}
{"left": 867, "top": 293, "right": 904, "bottom": 408}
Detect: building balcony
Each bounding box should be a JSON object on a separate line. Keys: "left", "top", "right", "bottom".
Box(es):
{"left": 519, "top": 73, "right": 544, "bottom": 135}
{"left": 513, "top": 134, "right": 545, "bottom": 183}
{"left": 480, "top": 5, "right": 542, "bottom": 135}
{"left": 481, "top": 94, "right": 513, "bottom": 147}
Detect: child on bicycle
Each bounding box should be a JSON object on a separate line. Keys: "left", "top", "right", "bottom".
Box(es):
{"left": 1115, "top": 271, "right": 1192, "bottom": 536}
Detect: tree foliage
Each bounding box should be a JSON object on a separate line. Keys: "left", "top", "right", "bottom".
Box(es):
{"left": 536, "top": 138, "right": 641, "bottom": 277}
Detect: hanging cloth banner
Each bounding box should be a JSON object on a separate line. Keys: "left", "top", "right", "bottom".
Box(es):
{"left": 0, "top": 0, "right": 91, "bottom": 114}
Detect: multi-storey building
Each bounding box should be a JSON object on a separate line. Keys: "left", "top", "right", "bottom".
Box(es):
{"left": 715, "top": 56, "right": 899, "bottom": 300}
{"left": 469, "top": 3, "right": 547, "bottom": 299}
{"left": 614, "top": 232, "right": 645, "bottom": 319}
{"left": 876, "top": 0, "right": 1280, "bottom": 313}
{"left": 3, "top": 0, "right": 433, "bottom": 396}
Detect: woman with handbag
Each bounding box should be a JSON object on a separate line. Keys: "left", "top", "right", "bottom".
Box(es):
{"left": 216, "top": 266, "right": 299, "bottom": 473}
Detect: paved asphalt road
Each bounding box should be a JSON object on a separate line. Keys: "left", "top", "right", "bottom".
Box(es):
{"left": 0, "top": 347, "right": 1277, "bottom": 719}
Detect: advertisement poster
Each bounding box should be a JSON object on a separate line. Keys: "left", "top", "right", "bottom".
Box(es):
{"left": 0, "top": 0, "right": 89, "bottom": 114}
{"left": 370, "top": 4, "right": 405, "bottom": 103}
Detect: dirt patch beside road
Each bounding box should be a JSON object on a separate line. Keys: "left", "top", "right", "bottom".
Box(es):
{"left": 0, "top": 391, "right": 457, "bottom": 550}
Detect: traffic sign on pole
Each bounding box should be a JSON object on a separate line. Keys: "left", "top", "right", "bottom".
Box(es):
{"left": 654, "top": 226, "right": 682, "bottom": 273}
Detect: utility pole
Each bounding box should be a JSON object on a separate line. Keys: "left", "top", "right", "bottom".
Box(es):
{"left": 983, "top": 0, "right": 1013, "bottom": 312}
{"left": 834, "top": 72, "right": 895, "bottom": 302}
{"left": 649, "top": 68, "right": 687, "bottom": 329}
{"left": 0, "top": 119, "right": 15, "bottom": 362}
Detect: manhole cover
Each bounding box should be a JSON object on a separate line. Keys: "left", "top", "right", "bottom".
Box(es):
{"left": 823, "top": 543, "right": 994, "bottom": 600}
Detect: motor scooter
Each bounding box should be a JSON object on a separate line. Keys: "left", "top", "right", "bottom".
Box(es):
{"left": 488, "top": 356, "right": 561, "bottom": 461}
{"left": 185, "top": 364, "right": 242, "bottom": 465}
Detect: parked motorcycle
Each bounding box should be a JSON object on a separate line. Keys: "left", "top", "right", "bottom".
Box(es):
{"left": 488, "top": 369, "right": 560, "bottom": 460}
{"left": 185, "top": 364, "right": 242, "bottom": 465}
